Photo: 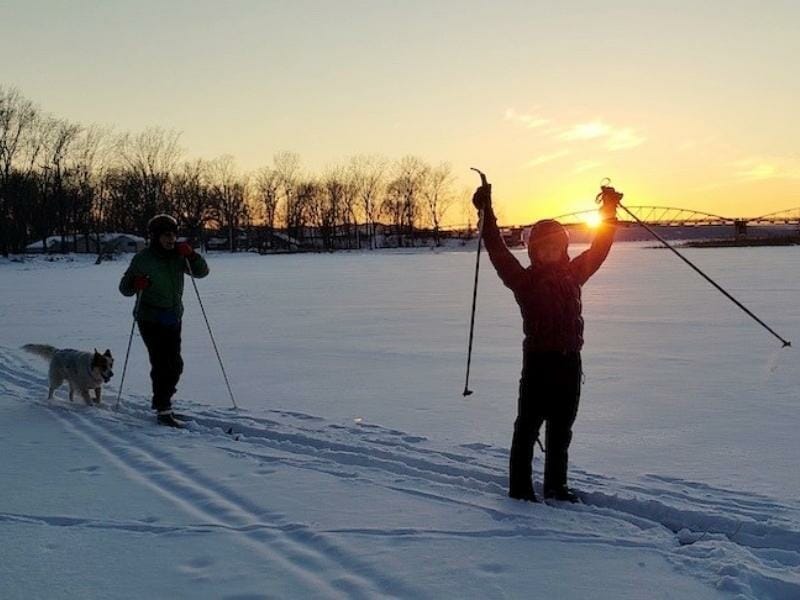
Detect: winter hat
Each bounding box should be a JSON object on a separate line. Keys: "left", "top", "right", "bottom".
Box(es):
{"left": 528, "top": 219, "right": 569, "bottom": 249}
{"left": 148, "top": 214, "right": 178, "bottom": 237}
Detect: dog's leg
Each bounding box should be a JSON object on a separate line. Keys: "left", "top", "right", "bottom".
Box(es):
{"left": 68, "top": 383, "right": 75, "bottom": 402}
{"left": 79, "top": 389, "right": 92, "bottom": 405}
{"left": 48, "top": 369, "right": 60, "bottom": 401}
{"left": 94, "top": 387, "right": 102, "bottom": 405}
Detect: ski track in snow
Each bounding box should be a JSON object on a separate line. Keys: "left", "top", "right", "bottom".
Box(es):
{"left": 2, "top": 347, "right": 799, "bottom": 600}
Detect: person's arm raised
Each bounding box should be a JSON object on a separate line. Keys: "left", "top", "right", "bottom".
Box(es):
{"left": 571, "top": 188, "right": 621, "bottom": 285}
{"left": 473, "top": 186, "right": 526, "bottom": 292}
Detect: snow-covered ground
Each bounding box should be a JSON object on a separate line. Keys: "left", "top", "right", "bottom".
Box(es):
{"left": 1, "top": 245, "right": 798, "bottom": 599}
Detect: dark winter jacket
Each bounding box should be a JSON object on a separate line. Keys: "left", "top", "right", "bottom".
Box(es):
{"left": 482, "top": 207, "right": 615, "bottom": 352}
{"left": 119, "top": 246, "right": 209, "bottom": 324}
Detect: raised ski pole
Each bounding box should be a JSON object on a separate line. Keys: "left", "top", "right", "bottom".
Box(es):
{"left": 185, "top": 257, "right": 239, "bottom": 409}
{"left": 463, "top": 167, "right": 489, "bottom": 396}
{"left": 115, "top": 290, "right": 142, "bottom": 410}
{"left": 599, "top": 180, "right": 791, "bottom": 348}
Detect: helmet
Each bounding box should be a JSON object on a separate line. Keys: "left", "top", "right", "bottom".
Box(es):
{"left": 528, "top": 219, "right": 569, "bottom": 249}
{"left": 147, "top": 214, "right": 178, "bottom": 236}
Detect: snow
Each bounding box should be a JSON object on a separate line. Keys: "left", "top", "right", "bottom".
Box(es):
{"left": 1, "top": 245, "right": 798, "bottom": 599}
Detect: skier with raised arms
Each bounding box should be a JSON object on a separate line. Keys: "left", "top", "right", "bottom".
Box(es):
{"left": 472, "top": 182, "right": 620, "bottom": 502}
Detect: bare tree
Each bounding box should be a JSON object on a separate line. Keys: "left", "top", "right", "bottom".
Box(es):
{"left": 350, "top": 154, "right": 386, "bottom": 249}
{"left": 208, "top": 155, "right": 248, "bottom": 252}
{"left": 67, "top": 124, "right": 114, "bottom": 256}
{"left": 39, "top": 117, "right": 82, "bottom": 250}
{"left": 273, "top": 151, "right": 300, "bottom": 238}
{"left": 118, "top": 127, "right": 182, "bottom": 232}
{"left": 255, "top": 166, "right": 280, "bottom": 248}
{"left": 321, "top": 166, "right": 349, "bottom": 249}
{"left": 422, "top": 162, "right": 455, "bottom": 246}
{"left": 0, "top": 87, "right": 40, "bottom": 178}
{"left": 291, "top": 178, "right": 317, "bottom": 245}
{"left": 385, "top": 156, "right": 428, "bottom": 247}
{"left": 381, "top": 179, "right": 405, "bottom": 247}
{"left": 0, "top": 86, "right": 40, "bottom": 255}
{"left": 173, "top": 159, "right": 213, "bottom": 248}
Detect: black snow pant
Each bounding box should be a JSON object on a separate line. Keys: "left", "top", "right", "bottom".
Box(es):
{"left": 509, "top": 351, "right": 582, "bottom": 497}
{"left": 138, "top": 320, "right": 184, "bottom": 413}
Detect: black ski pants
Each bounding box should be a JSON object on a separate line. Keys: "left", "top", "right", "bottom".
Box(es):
{"left": 509, "top": 351, "right": 582, "bottom": 496}
{"left": 138, "top": 320, "right": 184, "bottom": 412}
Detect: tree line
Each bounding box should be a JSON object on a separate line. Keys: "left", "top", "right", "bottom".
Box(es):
{"left": 0, "top": 85, "right": 472, "bottom": 256}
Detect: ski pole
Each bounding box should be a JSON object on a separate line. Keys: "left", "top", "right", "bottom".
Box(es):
{"left": 599, "top": 182, "right": 791, "bottom": 348}
{"left": 463, "top": 167, "right": 489, "bottom": 396}
{"left": 115, "top": 290, "right": 142, "bottom": 410}
{"left": 185, "top": 257, "right": 239, "bottom": 409}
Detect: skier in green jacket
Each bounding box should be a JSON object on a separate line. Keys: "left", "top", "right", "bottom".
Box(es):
{"left": 119, "top": 215, "right": 209, "bottom": 427}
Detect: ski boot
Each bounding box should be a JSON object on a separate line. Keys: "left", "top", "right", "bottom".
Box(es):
{"left": 156, "top": 411, "right": 185, "bottom": 429}
{"left": 508, "top": 487, "right": 539, "bottom": 503}
{"left": 543, "top": 485, "right": 580, "bottom": 504}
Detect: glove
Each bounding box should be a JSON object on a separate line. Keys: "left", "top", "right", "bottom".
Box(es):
{"left": 599, "top": 186, "right": 622, "bottom": 221}
{"left": 176, "top": 242, "right": 194, "bottom": 258}
{"left": 472, "top": 184, "right": 492, "bottom": 211}
{"left": 133, "top": 275, "right": 151, "bottom": 291}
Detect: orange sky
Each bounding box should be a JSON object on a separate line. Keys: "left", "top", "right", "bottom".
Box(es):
{"left": 2, "top": 1, "right": 797, "bottom": 226}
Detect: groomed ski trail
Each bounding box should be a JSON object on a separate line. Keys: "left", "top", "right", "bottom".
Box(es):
{"left": 2, "top": 346, "right": 799, "bottom": 599}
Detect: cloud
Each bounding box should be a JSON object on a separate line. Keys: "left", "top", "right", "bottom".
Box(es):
{"left": 559, "top": 120, "right": 645, "bottom": 151}
{"left": 738, "top": 163, "right": 778, "bottom": 180}
{"left": 559, "top": 121, "right": 612, "bottom": 141}
{"left": 734, "top": 157, "right": 800, "bottom": 181}
{"left": 606, "top": 128, "right": 645, "bottom": 150}
{"left": 504, "top": 107, "right": 644, "bottom": 150}
{"left": 504, "top": 108, "right": 551, "bottom": 129}
{"left": 523, "top": 149, "right": 569, "bottom": 169}
{"left": 696, "top": 156, "right": 800, "bottom": 190}
{"left": 573, "top": 160, "right": 603, "bottom": 174}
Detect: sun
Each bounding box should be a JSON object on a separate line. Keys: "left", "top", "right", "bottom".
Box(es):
{"left": 583, "top": 212, "right": 602, "bottom": 228}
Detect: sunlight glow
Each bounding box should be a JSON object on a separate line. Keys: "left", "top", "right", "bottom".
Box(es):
{"left": 584, "top": 212, "right": 602, "bottom": 228}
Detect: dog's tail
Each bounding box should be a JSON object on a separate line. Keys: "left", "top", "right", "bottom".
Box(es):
{"left": 22, "top": 344, "right": 57, "bottom": 360}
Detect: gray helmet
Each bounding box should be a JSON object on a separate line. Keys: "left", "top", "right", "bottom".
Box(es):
{"left": 147, "top": 214, "right": 178, "bottom": 236}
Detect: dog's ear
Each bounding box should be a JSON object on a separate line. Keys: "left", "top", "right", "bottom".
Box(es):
{"left": 94, "top": 348, "right": 100, "bottom": 356}
{"left": 104, "top": 349, "right": 112, "bottom": 357}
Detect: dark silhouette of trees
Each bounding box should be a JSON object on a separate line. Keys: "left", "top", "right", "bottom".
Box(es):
{"left": 0, "top": 87, "right": 461, "bottom": 255}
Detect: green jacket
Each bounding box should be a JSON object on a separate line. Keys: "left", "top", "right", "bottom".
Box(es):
{"left": 119, "top": 247, "right": 210, "bottom": 324}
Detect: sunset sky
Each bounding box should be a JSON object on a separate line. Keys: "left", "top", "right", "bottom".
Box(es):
{"left": 2, "top": 0, "right": 798, "bottom": 225}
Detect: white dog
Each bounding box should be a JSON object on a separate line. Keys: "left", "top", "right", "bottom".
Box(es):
{"left": 23, "top": 344, "right": 114, "bottom": 405}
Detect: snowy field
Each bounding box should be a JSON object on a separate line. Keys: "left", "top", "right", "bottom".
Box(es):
{"left": 1, "top": 244, "right": 798, "bottom": 599}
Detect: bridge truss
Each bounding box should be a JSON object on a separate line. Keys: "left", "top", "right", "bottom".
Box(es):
{"left": 551, "top": 206, "right": 735, "bottom": 227}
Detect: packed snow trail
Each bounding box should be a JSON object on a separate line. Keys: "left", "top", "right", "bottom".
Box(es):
{"left": 2, "top": 347, "right": 798, "bottom": 599}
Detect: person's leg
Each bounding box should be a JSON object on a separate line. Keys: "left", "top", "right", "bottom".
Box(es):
{"left": 509, "top": 353, "right": 546, "bottom": 499}
{"left": 160, "top": 324, "right": 183, "bottom": 410}
{"left": 137, "top": 320, "right": 174, "bottom": 412}
{"left": 543, "top": 353, "right": 582, "bottom": 497}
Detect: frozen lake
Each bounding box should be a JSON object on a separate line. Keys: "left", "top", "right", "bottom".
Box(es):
{"left": 1, "top": 243, "right": 798, "bottom": 500}
{"left": 2, "top": 243, "right": 799, "bottom": 599}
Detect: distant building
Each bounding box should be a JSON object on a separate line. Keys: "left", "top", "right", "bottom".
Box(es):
{"left": 26, "top": 233, "right": 146, "bottom": 254}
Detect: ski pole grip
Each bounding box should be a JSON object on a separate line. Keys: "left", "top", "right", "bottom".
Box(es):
{"left": 471, "top": 167, "right": 488, "bottom": 187}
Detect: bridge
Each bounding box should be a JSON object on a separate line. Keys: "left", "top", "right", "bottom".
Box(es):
{"left": 549, "top": 205, "right": 800, "bottom": 227}
{"left": 749, "top": 207, "right": 800, "bottom": 225}
{"left": 488, "top": 205, "right": 800, "bottom": 246}
{"left": 446, "top": 206, "right": 800, "bottom": 242}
